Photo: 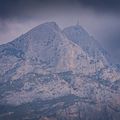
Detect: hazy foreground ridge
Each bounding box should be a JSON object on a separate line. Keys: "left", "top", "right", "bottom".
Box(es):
{"left": 0, "top": 22, "right": 120, "bottom": 120}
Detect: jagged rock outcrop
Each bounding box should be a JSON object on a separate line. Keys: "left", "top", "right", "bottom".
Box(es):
{"left": 0, "top": 22, "right": 120, "bottom": 120}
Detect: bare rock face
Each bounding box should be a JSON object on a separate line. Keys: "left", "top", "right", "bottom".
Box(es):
{"left": 0, "top": 22, "right": 120, "bottom": 120}
{"left": 63, "top": 25, "right": 109, "bottom": 65}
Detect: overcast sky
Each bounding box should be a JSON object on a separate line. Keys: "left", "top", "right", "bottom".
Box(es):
{"left": 0, "top": 0, "right": 120, "bottom": 64}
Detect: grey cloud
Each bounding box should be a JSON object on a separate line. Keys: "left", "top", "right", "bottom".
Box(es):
{"left": 0, "top": 0, "right": 120, "bottom": 20}
{"left": 78, "top": 0, "right": 120, "bottom": 12}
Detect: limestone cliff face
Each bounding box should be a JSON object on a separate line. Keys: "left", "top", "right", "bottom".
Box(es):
{"left": 0, "top": 22, "right": 106, "bottom": 80}
{"left": 63, "top": 25, "right": 110, "bottom": 65}
{"left": 0, "top": 22, "right": 120, "bottom": 120}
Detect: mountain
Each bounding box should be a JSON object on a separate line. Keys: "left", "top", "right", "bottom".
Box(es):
{"left": 0, "top": 22, "right": 120, "bottom": 120}
{"left": 63, "top": 25, "right": 110, "bottom": 65}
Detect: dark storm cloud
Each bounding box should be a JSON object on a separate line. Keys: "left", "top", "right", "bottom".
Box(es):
{"left": 0, "top": 0, "right": 75, "bottom": 20}
{"left": 0, "top": 0, "right": 120, "bottom": 20}
{"left": 78, "top": 0, "right": 120, "bottom": 12}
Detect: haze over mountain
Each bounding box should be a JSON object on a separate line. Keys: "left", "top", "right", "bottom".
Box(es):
{"left": 0, "top": 22, "right": 120, "bottom": 120}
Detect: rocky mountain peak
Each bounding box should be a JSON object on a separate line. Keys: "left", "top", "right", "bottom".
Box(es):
{"left": 0, "top": 22, "right": 120, "bottom": 120}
